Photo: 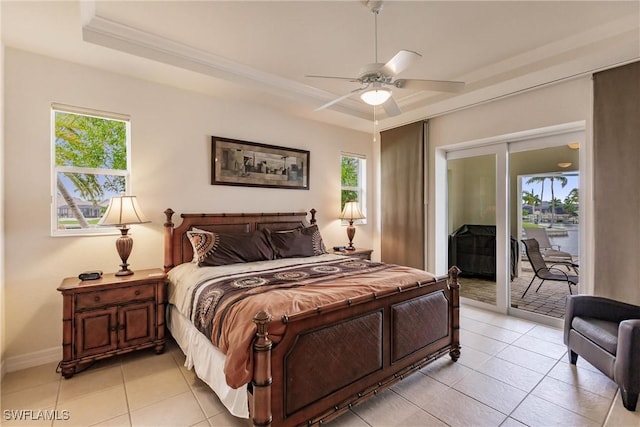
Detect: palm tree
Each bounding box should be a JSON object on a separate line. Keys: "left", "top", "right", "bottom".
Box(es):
{"left": 548, "top": 176, "right": 568, "bottom": 226}
{"left": 563, "top": 188, "right": 579, "bottom": 217}
{"left": 526, "top": 177, "right": 547, "bottom": 220}
{"left": 522, "top": 190, "right": 541, "bottom": 220}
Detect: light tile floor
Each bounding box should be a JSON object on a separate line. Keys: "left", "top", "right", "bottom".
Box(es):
{"left": 1, "top": 305, "right": 638, "bottom": 427}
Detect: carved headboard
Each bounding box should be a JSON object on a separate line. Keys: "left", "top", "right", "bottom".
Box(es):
{"left": 163, "top": 208, "right": 317, "bottom": 271}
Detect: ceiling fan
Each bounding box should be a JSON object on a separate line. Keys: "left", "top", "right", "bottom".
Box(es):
{"left": 308, "top": 0, "right": 465, "bottom": 117}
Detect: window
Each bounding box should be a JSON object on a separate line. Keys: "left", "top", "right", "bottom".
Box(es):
{"left": 341, "top": 154, "right": 366, "bottom": 217}
{"left": 52, "top": 105, "right": 130, "bottom": 235}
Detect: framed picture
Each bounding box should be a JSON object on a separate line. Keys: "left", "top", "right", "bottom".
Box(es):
{"left": 211, "top": 136, "right": 310, "bottom": 190}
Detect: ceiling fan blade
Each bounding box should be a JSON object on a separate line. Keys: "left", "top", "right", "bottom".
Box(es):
{"left": 382, "top": 50, "right": 422, "bottom": 76}
{"left": 315, "top": 86, "right": 368, "bottom": 111}
{"left": 382, "top": 96, "right": 402, "bottom": 117}
{"left": 394, "top": 79, "right": 465, "bottom": 92}
{"left": 306, "top": 74, "right": 360, "bottom": 82}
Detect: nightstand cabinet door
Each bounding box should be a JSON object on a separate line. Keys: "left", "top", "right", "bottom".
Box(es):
{"left": 119, "top": 301, "right": 156, "bottom": 347}
{"left": 75, "top": 307, "right": 119, "bottom": 358}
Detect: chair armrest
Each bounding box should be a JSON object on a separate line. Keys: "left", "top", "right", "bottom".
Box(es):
{"left": 564, "top": 295, "right": 640, "bottom": 345}
{"left": 614, "top": 319, "right": 640, "bottom": 393}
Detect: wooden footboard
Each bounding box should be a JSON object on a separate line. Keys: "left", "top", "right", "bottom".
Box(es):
{"left": 251, "top": 266, "right": 461, "bottom": 427}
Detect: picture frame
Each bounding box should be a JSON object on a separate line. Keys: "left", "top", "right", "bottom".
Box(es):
{"left": 211, "top": 136, "right": 310, "bottom": 190}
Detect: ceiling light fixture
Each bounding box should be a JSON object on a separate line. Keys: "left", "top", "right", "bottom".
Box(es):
{"left": 568, "top": 142, "right": 580, "bottom": 150}
{"left": 558, "top": 162, "right": 572, "bottom": 168}
{"left": 360, "top": 87, "right": 392, "bottom": 106}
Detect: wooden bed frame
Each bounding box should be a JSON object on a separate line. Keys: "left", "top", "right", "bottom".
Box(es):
{"left": 164, "top": 208, "right": 460, "bottom": 427}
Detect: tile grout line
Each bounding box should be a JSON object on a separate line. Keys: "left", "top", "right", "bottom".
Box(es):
{"left": 51, "top": 374, "right": 62, "bottom": 427}
{"left": 120, "top": 361, "right": 133, "bottom": 427}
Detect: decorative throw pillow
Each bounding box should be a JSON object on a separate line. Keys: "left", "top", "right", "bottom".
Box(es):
{"left": 267, "top": 224, "right": 327, "bottom": 258}
{"left": 186, "top": 228, "right": 274, "bottom": 266}
{"left": 185, "top": 228, "right": 210, "bottom": 263}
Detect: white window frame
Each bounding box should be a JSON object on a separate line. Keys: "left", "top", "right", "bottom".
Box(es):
{"left": 341, "top": 153, "right": 367, "bottom": 224}
{"left": 51, "top": 104, "right": 131, "bottom": 236}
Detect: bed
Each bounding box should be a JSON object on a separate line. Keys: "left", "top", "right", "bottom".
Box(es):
{"left": 163, "top": 208, "right": 460, "bottom": 426}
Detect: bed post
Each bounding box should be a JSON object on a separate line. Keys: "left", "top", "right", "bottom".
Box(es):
{"left": 448, "top": 266, "right": 461, "bottom": 361}
{"left": 163, "top": 209, "right": 175, "bottom": 272}
{"left": 252, "top": 311, "right": 273, "bottom": 427}
{"left": 309, "top": 208, "right": 317, "bottom": 225}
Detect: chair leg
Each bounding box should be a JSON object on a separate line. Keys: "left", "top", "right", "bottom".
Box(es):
{"left": 535, "top": 279, "right": 545, "bottom": 293}
{"left": 568, "top": 350, "right": 578, "bottom": 365}
{"left": 521, "top": 276, "right": 537, "bottom": 298}
{"left": 620, "top": 389, "right": 638, "bottom": 411}
{"left": 567, "top": 282, "right": 573, "bottom": 295}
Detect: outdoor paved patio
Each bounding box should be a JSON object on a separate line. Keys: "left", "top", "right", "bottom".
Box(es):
{"left": 458, "top": 261, "right": 573, "bottom": 319}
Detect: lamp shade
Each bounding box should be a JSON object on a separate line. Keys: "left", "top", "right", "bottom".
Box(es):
{"left": 360, "top": 88, "right": 392, "bottom": 106}
{"left": 98, "top": 195, "right": 150, "bottom": 227}
{"left": 340, "top": 201, "right": 366, "bottom": 221}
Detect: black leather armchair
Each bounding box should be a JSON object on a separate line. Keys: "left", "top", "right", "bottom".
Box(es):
{"left": 564, "top": 295, "right": 640, "bottom": 411}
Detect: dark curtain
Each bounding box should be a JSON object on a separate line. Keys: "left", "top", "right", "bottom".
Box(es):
{"left": 593, "top": 61, "right": 640, "bottom": 303}
{"left": 380, "top": 121, "right": 427, "bottom": 269}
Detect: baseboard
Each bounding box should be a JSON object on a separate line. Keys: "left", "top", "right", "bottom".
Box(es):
{"left": 4, "top": 346, "right": 61, "bottom": 373}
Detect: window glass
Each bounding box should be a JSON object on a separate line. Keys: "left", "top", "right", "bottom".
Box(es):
{"left": 340, "top": 154, "right": 366, "bottom": 219}
{"left": 53, "top": 108, "right": 130, "bottom": 235}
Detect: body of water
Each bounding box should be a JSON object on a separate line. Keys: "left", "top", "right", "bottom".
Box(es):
{"left": 547, "top": 224, "right": 579, "bottom": 257}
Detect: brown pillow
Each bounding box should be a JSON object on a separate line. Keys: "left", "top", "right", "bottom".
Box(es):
{"left": 267, "top": 225, "right": 327, "bottom": 258}
{"left": 187, "top": 229, "right": 274, "bottom": 266}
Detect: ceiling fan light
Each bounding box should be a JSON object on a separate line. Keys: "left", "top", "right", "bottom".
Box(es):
{"left": 360, "top": 88, "right": 391, "bottom": 106}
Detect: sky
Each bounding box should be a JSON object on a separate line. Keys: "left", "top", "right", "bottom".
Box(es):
{"left": 521, "top": 173, "right": 578, "bottom": 201}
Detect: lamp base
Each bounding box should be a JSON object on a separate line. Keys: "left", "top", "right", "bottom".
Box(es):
{"left": 346, "top": 221, "right": 356, "bottom": 251}
{"left": 115, "top": 228, "right": 134, "bottom": 277}
{"left": 115, "top": 268, "right": 134, "bottom": 276}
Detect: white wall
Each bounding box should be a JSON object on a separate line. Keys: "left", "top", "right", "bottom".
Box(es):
{"left": 3, "top": 48, "right": 372, "bottom": 368}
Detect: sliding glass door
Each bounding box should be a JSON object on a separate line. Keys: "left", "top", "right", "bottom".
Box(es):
{"left": 443, "top": 125, "right": 584, "bottom": 324}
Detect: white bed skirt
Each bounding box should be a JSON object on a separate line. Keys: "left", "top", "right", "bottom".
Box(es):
{"left": 167, "top": 304, "right": 249, "bottom": 418}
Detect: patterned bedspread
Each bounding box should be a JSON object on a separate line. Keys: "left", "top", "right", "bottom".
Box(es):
{"left": 167, "top": 254, "right": 436, "bottom": 388}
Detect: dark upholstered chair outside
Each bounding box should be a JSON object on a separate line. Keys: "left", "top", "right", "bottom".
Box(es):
{"left": 564, "top": 295, "right": 640, "bottom": 411}
{"left": 520, "top": 238, "right": 578, "bottom": 298}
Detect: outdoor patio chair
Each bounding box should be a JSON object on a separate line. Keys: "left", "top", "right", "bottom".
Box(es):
{"left": 520, "top": 238, "right": 579, "bottom": 298}
{"left": 524, "top": 227, "right": 577, "bottom": 273}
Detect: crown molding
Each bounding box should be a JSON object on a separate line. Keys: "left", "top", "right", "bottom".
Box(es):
{"left": 82, "top": 14, "right": 372, "bottom": 120}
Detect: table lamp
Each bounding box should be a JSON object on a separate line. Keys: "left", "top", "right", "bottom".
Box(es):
{"left": 339, "top": 201, "right": 365, "bottom": 251}
{"left": 98, "top": 195, "right": 150, "bottom": 276}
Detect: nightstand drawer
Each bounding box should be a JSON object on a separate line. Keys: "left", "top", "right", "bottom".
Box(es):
{"left": 76, "top": 284, "right": 156, "bottom": 310}
{"left": 332, "top": 248, "right": 373, "bottom": 261}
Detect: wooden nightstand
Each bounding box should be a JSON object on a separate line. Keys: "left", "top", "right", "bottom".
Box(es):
{"left": 332, "top": 248, "right": 373, "bottom": 261}
{"left": 57, "top": 268, "right": 167, "bottom": 378}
